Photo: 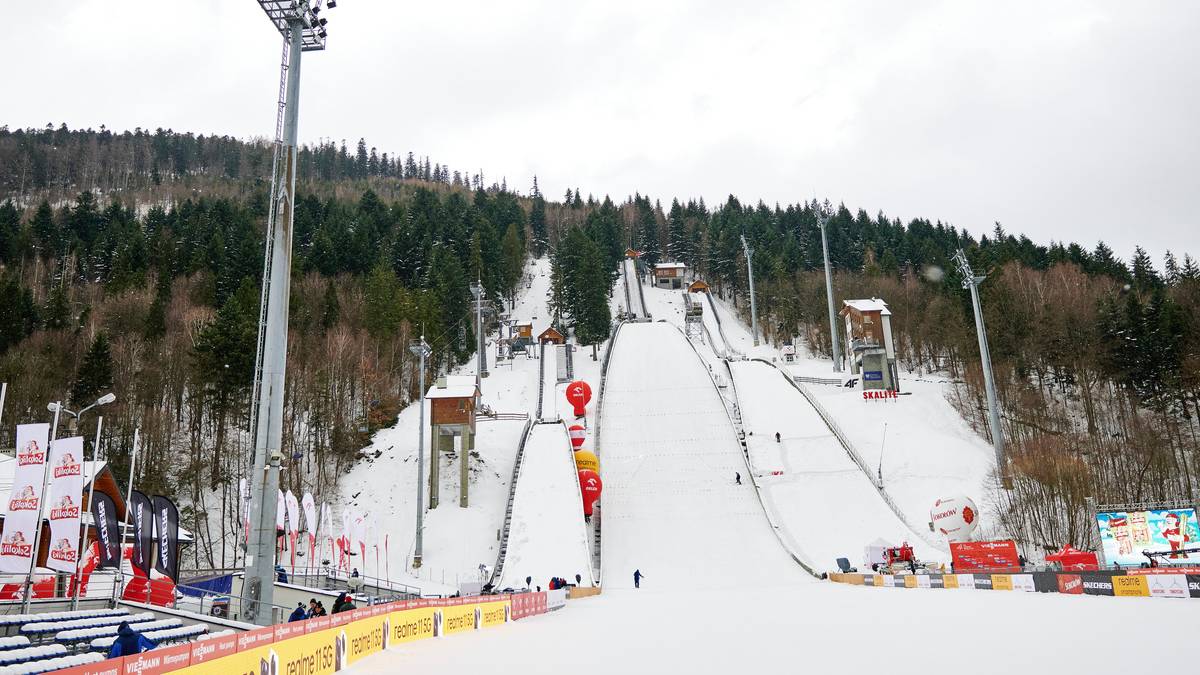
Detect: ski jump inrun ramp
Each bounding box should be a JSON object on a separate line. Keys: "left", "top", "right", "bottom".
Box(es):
{"left": 598, "top": 322, "right": 807, "bottom": 589}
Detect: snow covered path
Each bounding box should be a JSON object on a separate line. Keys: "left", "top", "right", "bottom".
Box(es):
{"left": 730, "top": 360, "right": 941, "bottom": 570}
{"left": 621, "top": 257, "right": 647, "bottom": 319}
{"left": 351, "top": 583, "right": 1200, "bottom": 675}
{"left": 599, "top": 322, "right": 808, "bottom": 589}
{"left": 497, "top": 422, "right": 594, "bottom": 590}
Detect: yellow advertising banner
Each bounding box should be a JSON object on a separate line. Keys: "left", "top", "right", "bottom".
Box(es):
{"left": 388, "top": 606, "right": 438, "bottom": 644}
{"left": 903, "top": 575, "right": 918, "bottom": 588}
{"left": 1113, "top": 575, "right": 1150, "bottom": 597}
{"left": 943, "top": 575, "right": 959, "bottom": 589}
{"left": 479, "top": 600, "right": 509, "bottom": 628}
{"left": 342, "top": 613, "right": 389, "bottom": 668}
{"left": 182, "top": 627, "right": 337, "bottom": 675}
{"left": 847, "top": 574, "right": 864, "bottom": 586}
{"left": 442, "top": 602, "right": 479, "bottom": 635}
{"left": 992, "top": 574, "right": 1013, "bottom": 591}
{"left": 873, "top": 575, "right": 885, "bottom": 587}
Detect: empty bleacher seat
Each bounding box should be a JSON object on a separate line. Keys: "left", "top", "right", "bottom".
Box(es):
{"left": 0, "top": 609, "right": 126, "bottom": 632}
{"left": 89, "top": 624, "right": 207, "bottom": 652}
{"left": 0, "top": 651, "right": 104, "bottom": 674}
{"left": 0, "top": 638, "right": 29, "bottom": 652}
{"left": 56, "top": 618, "right": 182, "bottom": 645}
{"left": 20, "top": 612, "right": 153, "bottom": 638}
{"left": 0, "top": 645, "right": 67, "bottom": 667}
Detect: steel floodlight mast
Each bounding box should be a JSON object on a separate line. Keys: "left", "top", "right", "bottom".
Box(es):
{"left": 243, "top": 0, "right": 333, "bottom": 626}
{"left": 408, "top": 336, "right": 432, "bottom": 568}
{"left": 818, "top": 212, "right": 842, "bottom": 372}
{"left": 739, "top": 235, "right": 760, "bottom": 346}
{"left": 952, "top": 248, "right": 1006, "bottom": 478}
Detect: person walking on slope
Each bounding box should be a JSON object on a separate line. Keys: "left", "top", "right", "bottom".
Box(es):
{"left": 634, "top": 569, "right": 645, "bottom": 589}
{"left": 735, "top": 472, "right": 741, "bottom": 485}
{"left": 775, "top": 432, "right": 781, "bottom": 443}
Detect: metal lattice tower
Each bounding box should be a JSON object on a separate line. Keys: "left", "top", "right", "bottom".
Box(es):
{"left": 243, "top": 0, "right": 334, "bottom": 626}
{"left": 952, "top": 248, "right": 1006, "bottom": 478}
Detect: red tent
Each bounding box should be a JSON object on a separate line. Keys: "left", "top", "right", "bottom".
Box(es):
{"left": 1046, "top": 545, "right": 1098, "bottom": 571}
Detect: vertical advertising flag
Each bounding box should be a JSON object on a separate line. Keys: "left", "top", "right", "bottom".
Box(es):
{"left": 301, "top": 492, "right": 317, "bottom": 563}
{"left": 0, "top": 423, "right": 51, "bottom": 573}
{"left": 319, "top": 502, "right": 333, "bottom": 563}
{"left": 90, "top": 492, "right": 121, "bottom": 568}
{"left": 352, "top": 512, "right": 367, "bottom": 566}
{"left": 128, "top": 490, "right": 154, "bottom": 577}
{"left": 239, "top": 478, "right": 250, "bottom": 545}
{"left": 45, "top": 436, "right": 85, "bottom": 573}
{"left": 341, "top": 508, "right": 351, "bottom": 571}
{"left": 151, "top": 495, "right": 180, "bottom": 582}
{"left": 284, "top": 490, "right": 300, "bottom": 569}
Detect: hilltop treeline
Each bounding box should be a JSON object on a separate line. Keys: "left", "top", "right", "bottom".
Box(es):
{"left": 1, "top": 122, "right": 1198, "bottom": 560}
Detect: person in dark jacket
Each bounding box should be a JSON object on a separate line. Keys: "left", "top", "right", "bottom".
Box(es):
{"left": 288, "top": 602, "right": 307, "bottom": 622}
{"left": 306, "top": 599, "right": 318, "bottom": 618}
{"left": 333, "top": 592, "right": 357, "bottom": 613}
{"left": 314, "top": 601, "right": 327, "bottom": 617}
{"left": 525, "top": 575, "right": 532, "bottom": 588}
{"left": 575, "top": 573, "right": 582, "bottom": 585}
{"left": 775, "top": 432, "right": 781, "bottom": 443}
{"left": 735, "top": 472, "right": 741, "bottom": 485}
{"left": 276, "top": 565, "right": 288, "bottom": 583}
{"left": 633, "top": 569, "right": 644, "bottom": 588}
{"left": 108, "top": 622, "right": 157, "bottom": 658}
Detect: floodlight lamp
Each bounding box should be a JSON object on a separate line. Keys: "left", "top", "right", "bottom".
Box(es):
{"left": 47, "top": 402, "right": 61, "bottom": 413}
{"left": 96, "top": 392, "right": 117, "bottom": 406}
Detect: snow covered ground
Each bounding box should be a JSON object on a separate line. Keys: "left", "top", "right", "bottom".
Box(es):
{"left": 333, "top": 258, "right": 556, "bottom": 593}
{"left": 599, "top": 321, "right": 809, "bottom": 589}
{"left": 351, "top": 582, "right": 1200, "bottom": 675}
{"left": 497, "top": 422, "right": 594, "bottom": 590}
{"left": 640, "top": 279, "right": 997, "bottom": 543}
{"left": 730, "top": 360, "right": 942, "bottom": 570}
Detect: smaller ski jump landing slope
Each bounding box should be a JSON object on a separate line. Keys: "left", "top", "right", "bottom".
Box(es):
{"left": 600, "top": 322, "right": 807, "bottom": 590}
{"left": 730, "top": 360, "right": 940, "bottom": 570}
{"left": 498, "top": 423, "right": 594, "bottom": 590}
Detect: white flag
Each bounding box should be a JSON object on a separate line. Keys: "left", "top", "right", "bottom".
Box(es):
{"left": 276, "top": 490, "right": 285, "bottom": 531}
{"left": 0, "top": 424, "right": 51, "bottom": 573}
{"left": 45, "top": 436, "right": 85, "bottom": 574}
{"left": 301, "top": 493, "right": 317, "bottom": 539}
{"left": 319, "top": 502, "right": 333, "bottom": 559}
{"left": 284, "top": 491, "right": 300, "bottom": 536}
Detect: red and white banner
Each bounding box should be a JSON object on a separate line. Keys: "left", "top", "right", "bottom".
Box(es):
{"left": 340, "top": 508, "right": 352, "bottom": 570}
{"left": 45, "top": 436, "right": 84, "bottom": 573}
{"left": 352, "top": 512, "right": 367, "bottom": 567}
{"left": 0, "top": 424, "right": 51, "bottom": 573}
{"left": 284, "top": 490, "right": 300, "bottom": 569}
{"left": 276, "top": 490, "right": 285, "bottom": 531}
{"left": 239, "top": 478, "right": 250, "bottom": 545}
{"left": 319, "top": 502, "right": 334, "bottom": 564}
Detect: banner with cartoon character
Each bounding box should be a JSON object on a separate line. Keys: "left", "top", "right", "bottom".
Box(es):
{"left": 1096, "top": 508, "right": 1200, "bottom": 566}
{"left": 0, "top": 424, "right": 50, "bottom": 573}
{"left": 45, "top": 435, "right": 84, "bottom": 573}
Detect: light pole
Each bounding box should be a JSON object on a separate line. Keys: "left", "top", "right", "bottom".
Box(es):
{"left": 470, "top": 280, "right": 488, "bottom": 381}
{"left": 876, "top": 421, "right": 887, "bottom": 488}
{"left": 408, "top": 336, "right": 432, "bottom": 569}
{"left": 818, "top": 212, "right": 842, "bottom": 372}
{"left": 244, "top": 0, "right": 333, "bottom": 626}
{"left": 952, "top": 248, "right": 1006, "bottom": 479}
{"left": 739, "top": 235, "right": 759, "bottom": 346}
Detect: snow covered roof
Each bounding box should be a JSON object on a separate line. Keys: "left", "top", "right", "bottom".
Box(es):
{"left": 841, "top": 298, "right": 891, "bottom": 315}
{"left": 425, "top": 375, "right": 480, "bottom": 399}
{"left": 654, "top": 262, "right": 686, "bottom": 270}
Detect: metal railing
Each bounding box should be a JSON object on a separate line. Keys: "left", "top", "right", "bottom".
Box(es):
{"left": 633, "top": 261, "right": 650, "bottom": 319}
{"left": 794, "top": 375, "right": 852, "bottom": 387}
{"left": 752, "top": 358, "right": 944, "bottom": 551}
{"left": 591, "top": 318, "right": 628, "bottom": 583}
{"left": 536, "top": 342, "right": 546, "bottom": 419}
{"left": 489, "top": 417, "right": 536, "bottom": 588}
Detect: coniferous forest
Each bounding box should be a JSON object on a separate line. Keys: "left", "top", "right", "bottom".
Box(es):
{"left": 0, "top": 123, "right": 1197, "bottom": 565}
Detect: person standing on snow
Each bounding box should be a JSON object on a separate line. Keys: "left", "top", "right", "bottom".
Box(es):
{"left": 775, "top": 432, "right": 781, "bottom": 443}
{"left": 633, "top": 569, "right": 644, "bottom": 588}
{"left": 735, "top": 472, "right": 741, "bottom": 485}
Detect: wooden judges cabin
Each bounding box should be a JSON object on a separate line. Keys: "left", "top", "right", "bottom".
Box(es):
{"left": 538, "top": 326, "right": 565, "bottom": 345}
{"left": 426, "top": 375, "right": 481, "bottom": 508}
{"left": 653, "top": 262, "right": 687, "bottom": 289}
{"left": 839, "top": 298, "right": 899, "bottom": 392}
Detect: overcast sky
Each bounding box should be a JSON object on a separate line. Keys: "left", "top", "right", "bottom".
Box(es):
{"left": 5, "top": 1, "right": 1198, "bottom": 262}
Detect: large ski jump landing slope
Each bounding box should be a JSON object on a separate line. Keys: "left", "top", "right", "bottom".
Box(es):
{"left": 600, "top": 321, "right": 807, "bottom": 588}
